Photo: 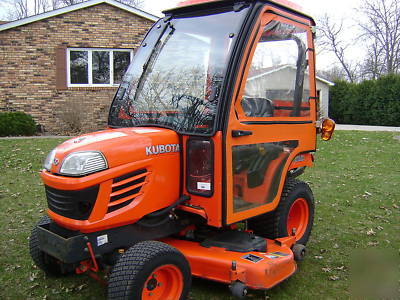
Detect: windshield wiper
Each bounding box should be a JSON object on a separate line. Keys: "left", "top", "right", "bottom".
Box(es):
{"left": 133, "top": 23, "right": 176, "bottom": 102}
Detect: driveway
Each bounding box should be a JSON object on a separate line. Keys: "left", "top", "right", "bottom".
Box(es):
{"left": 335, "top": 124, "right": 400, "bottom": 132}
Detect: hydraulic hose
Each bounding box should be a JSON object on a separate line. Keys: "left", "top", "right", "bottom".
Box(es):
{"left": 136, "top": 195, "right": 190, "bottom": 227}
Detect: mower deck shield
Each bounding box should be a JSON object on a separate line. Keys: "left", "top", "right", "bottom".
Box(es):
{"left": 163, "top": 237, "right": 297, "bottom": 290}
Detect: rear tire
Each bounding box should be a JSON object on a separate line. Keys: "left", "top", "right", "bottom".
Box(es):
{"left": 248, "top": 178, "right": 314, "bottom": 245}
{"left": 108, "top": 240, "right": 191, "bottom": 300}
{"left": 29, "top": 215, "right": 74, "bottom": 276}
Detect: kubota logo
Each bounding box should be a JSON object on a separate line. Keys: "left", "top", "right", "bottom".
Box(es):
{"left": 145, "top": 144, "right": 180, "bottom": 156}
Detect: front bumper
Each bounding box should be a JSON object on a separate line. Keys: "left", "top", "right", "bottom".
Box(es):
{"left": 36, "top": 217, "right": 188, "bottom": 264}
{"left": 36, "top": 222, "right": 90, "bottom": 264}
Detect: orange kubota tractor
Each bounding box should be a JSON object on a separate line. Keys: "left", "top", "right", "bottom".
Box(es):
{"left": 29, "top": 0, "right": 335, "bottom": 299}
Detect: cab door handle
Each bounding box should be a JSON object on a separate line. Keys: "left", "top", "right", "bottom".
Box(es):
{"left": 232, "top": 130, "right": 253, "bottom": 137}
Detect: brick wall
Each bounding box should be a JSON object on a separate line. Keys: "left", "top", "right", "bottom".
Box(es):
{"left": 0, "top": 3, "right": 154, "bottom": 134}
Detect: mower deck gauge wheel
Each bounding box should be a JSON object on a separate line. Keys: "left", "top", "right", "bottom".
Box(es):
{"left": 230, "top": 281, "right": 248, "bottom": 299}
{"left": 292, "top": 243, "right": 306, "bottom": 261}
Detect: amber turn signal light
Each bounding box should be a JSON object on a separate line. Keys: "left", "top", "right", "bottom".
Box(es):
{"left": 321, "top": 118, "right": 335, "bottom": 141}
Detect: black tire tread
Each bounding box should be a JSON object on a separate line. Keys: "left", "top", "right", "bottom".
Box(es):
{"left": 247, "top": 210, "right": 275, "bottom": 239}
{"left": 108, "top": 240, "right": 191, "bottom": 300}
{"left": 29, "top": 215, "right": 52, "bottom": 273}
{"left": 248, "top": 178, "right": 314, "bottom": 245}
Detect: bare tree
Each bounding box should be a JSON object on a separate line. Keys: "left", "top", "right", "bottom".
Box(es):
{"left": 50, "top": 0, "right": 60, "bottom": 10}
{"left": 360, "top": 40, "right": 385, "bottom": 80}
{"left": 317, "top": 14, "right": 357, "bottom": 82}
{"left": 318, "top": 66, "right": 347, "bottom": 82}
{"left": 359, "top": 0, "right": 400, "bottom": 75}
{"left": 117, "top": 0, "right": 143, "bottom": 8}
{"left": 3, "top": 0, "right": 144, "bottom": 20}
{"left": 59, "top": 0, "right": 143, "bottom": 8}
{"left": 34, "top": 0, "right": 51, "bottom": 14}
{"left": 3, "top": 0, "right": 60, "bottom": 19}
{"left": 59, "top": 0, "right": 84, "bottom": 5}
{"left": 5, "top": 0, "right": 29, "bottom": 20}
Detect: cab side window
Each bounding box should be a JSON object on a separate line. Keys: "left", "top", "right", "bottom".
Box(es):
{"left": 241, "top": 20, "right": 310, "bottom": 118}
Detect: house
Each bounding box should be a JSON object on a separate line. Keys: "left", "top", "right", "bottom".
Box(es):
{"left": 0, "top": 0, "right": 158, "bottom": 133}
{"left": 245, "top": 65, "right": 334, "bottom": 118}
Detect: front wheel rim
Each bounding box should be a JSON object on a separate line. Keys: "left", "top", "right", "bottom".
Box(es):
{"left": 287, "top": 197, "right": 309, "bottom": 241}
{"left": 142, "top": 264, "right": 183, "bottom": 300}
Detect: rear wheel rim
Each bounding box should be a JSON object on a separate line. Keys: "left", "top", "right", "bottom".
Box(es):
{"left": 142, "top": 264, "right": 183, "bottom": 300}
{"left": 287, "top": 197, "right": 309, "bottom": 241}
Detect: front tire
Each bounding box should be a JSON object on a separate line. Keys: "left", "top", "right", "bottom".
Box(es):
{"left": 248, "top": 178, "right": 314, "bottom": 245}
{"left": 108, "top": 240, "right": 191, "bottom": 300}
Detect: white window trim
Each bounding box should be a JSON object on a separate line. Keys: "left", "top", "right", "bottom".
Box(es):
{"left": 67, "top": 48, "right": 134, "bottom": 87}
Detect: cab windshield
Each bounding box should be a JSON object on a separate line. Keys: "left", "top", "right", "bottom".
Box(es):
{"left": 108, "top": 8, "right": 249, "bottom": 135}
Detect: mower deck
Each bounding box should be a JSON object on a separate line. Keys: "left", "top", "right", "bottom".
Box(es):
{"left": 162, "top": 237, "right": 297, "bottom": 290}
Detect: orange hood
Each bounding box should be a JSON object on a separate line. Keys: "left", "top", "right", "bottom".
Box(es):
{"left": 50, "top": 127, "right": 180, "bottom": 174}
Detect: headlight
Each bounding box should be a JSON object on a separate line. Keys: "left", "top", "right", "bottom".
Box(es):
{"left": 59, "top": 151, "right": 108, "bottom": 176}
{"left": 44, "top": 148, "right": 57, "bottom": 171}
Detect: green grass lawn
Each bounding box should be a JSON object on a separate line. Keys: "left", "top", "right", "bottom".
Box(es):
{"left": 0, "top": 131, "right": 399, "bottom": 299}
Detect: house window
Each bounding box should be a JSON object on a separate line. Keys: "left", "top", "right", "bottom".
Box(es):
{"left": 67, "top": 48, "right": 133, "bottom": 87}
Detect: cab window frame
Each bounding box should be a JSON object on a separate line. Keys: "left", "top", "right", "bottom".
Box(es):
{"left": 234, "top": 14, "right": 314, "bottom": 123}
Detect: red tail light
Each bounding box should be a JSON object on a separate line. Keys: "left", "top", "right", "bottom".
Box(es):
{"left": 187, "top": 139, "right": 213, "bottom": 196}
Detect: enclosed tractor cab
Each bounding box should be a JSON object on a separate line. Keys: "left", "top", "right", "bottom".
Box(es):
{"left": 30, "top": 0, "right": 335, "bottom": 299}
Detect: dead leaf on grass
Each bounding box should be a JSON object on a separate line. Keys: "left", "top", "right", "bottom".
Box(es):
{"left": 335, "top": 266, "right": 345, "bottom": 271}
{"left": 51, "top": 289, "right": 60, "bottom": 294}
{"left": 322, "top": 267, "right": 331, "bottom": 273}
{"left": 366, "top": 228, "right": 376, "bottom": 236}
{"left": 62, "top": 287, "right": 72, "bottom": 293}
{"left": 363, "top": 191, "right": 372, "bottom": 198}
{"left": 29, "top": 283, "right": 39, "bottom": 289}
{"left": 75, "top": 284, "right": 87, "bottom": 291}
{"left": 367, "top": 241, "right": 379, "bottom": 246}
{"left": 29, "top": 272, "right": 38, "bottom": 282}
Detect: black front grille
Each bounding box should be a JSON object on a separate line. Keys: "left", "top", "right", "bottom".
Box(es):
{"left": 45, "top": 185, "right": 99, "bottom": 220}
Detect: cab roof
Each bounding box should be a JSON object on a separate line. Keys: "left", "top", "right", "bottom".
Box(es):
{"left": 177, "top": 0, "right": 301, "bottom": 11}
{"left": 163, "top": 0, "right": 315, "bottom": 25}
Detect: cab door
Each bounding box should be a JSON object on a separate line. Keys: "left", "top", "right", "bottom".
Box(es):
{"left": 225, "top": 9, "right": 317, "bottom": 224}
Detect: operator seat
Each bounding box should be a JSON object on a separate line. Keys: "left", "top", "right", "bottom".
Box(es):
{"left": 241, "top": 97, "right": 274, "bottom": 117}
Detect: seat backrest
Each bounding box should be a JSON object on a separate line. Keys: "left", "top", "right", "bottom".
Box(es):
{"left": 241, "top": 97, "right": 274, "bottom": 117}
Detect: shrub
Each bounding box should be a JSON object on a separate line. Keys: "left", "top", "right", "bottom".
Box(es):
{"left": 59, "top": 99, "right": 84, "bottom": 134}
{"left": 329, "top": 74, "right": 400, "bottom": 126}
{"left": 0, "top": 112, "right": 37, "bottom": 136}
